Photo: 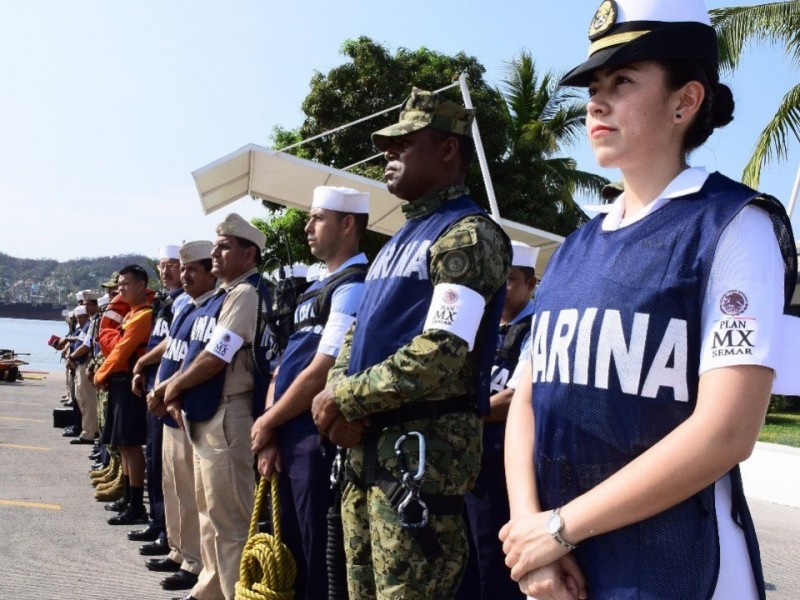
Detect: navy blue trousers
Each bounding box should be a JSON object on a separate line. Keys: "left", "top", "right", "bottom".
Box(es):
{"left": 457, "top": 423, "right": 524, "bottom": 600}
{"left": 277, "top": 429, "right": 335, "bottom": 600}
{"left": 145, "top": 411, "right": 165, "bottom": 531}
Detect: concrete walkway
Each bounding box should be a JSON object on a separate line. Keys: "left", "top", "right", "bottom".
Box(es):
{"left": 742, "top": 441, "right": 800, "bottom": 508}
{"left": 1, "top": 375, "right": 799, "bottom": 599}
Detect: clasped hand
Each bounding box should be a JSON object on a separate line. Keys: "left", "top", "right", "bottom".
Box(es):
{"left": 499, "top": 511, "right": 586, "bottom": 599}
{"left": 311, "top": 387, "right": 365, "bottom": 447}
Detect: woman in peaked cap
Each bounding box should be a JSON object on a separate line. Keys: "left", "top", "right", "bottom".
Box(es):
{"left": 501, "top": 1, "right": 797, "bottom": 599}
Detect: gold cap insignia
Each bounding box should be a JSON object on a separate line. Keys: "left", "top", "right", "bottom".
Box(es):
{"left": 588, "top": 0, "right": 618, "bottom": 41}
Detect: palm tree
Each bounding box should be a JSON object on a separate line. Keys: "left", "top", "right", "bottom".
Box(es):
{"left": 711, "top": 1, "right": 800, "bottom": 187}
{"left": 492, "top": 52, "right": 609, "bottom": 236}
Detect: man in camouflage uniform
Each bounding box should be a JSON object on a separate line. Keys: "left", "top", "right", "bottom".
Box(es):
{"left": 312, "top": 87, "right": 511, "bottom": 599}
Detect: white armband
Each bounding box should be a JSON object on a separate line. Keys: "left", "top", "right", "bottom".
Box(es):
{"left": 205, "top": 326, "right": 244, "bottom": 363}
{"left": 423, "top": 283, "right": 486, "bottom": 351}
{"left": 318, "top": 312, "right": 356, "bottom": 358}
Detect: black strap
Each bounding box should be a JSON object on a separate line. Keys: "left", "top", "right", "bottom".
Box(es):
{"left": 294, "top": 264, "right": 367, "bottom": 331}
{"left": 366, "top": 396, "right": 475, "bottom": 431}
{"left": 496, "top": 320, "right": 532, "bottom": 364}
{"left": 344, "top": 465, "right": 463, "bottom": 564}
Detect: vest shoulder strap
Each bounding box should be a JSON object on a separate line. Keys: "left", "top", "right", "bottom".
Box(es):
{"left": 295, "top": 263, "right": 368, "bottom": 331}
{"left": 497, "top": 320, "right": 532, "bottom": 364}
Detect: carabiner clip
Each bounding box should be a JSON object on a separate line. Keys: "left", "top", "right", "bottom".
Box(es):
{"left": 394, "top": 431, "right": 426, "bottom": 483}
{"left": 330, "top": 448, "right": 344, "bottom": 488}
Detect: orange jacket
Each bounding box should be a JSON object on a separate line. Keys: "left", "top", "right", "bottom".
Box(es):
{"left": 95, "top": 302, "right": 153, "bottom": 385}
{"left": 97, "top": 290, "right": 157, "bottom": 356}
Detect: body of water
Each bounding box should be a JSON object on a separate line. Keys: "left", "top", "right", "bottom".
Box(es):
{"left": 0, "top": 317, "right": 72, "bottom": 372}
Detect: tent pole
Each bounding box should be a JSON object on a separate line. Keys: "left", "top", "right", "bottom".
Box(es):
{"left": 787, "top": 160, "right": 800, "bottom": 224}
{"left": 458, "top": 73, "right": 501, "bottom": 222}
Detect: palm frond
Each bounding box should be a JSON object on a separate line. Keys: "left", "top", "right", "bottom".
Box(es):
{"left": 711, "top": 1, "right": 800, "bottom": 72}
{"left": 742, "top": 81, "right": 800, "bottom": 186}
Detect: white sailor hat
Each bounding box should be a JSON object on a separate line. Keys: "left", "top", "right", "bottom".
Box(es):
{"left": 179, "top": 240, "right": 214, "bottom": 265}
{"left": 216, "top": 213, "right": 267, "bottom": 252}
{"left": 312, "top": 186, "right": 370, "bottom": 215}
{"left": 73, "top": 305, "right": 88, "bottom": 317}
{"left": 75, "top": 291, "right": 84, "bottom": 302}
{"left": 80, "top": 289, "right": 100, "bottom": 301}
{"left": 158, "top": 245, "right": 181, "bottom": 261}
{"left": 98, "top": 294, "right": 110, "bottom": 308}
{"left": 511, "top": 241, "right": 540, "bottom": 270}
{"left": 561, "top": 0, "right": 717, "bottom": 87}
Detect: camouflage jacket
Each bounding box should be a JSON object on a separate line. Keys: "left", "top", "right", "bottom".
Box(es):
{"left": 328, "top": 186, "right": 511, "bottom": 493}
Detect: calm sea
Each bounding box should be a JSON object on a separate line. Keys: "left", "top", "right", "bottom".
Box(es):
{"left": 0, "top": 317, "right": 72, "bottom": 372}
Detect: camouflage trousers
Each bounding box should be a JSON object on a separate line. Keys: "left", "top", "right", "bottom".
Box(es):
{"left": 97, "top": 388, "right": 109, "bottom": 431}
{"left": 341, "top": 482, "right": 468, "bottom": 599}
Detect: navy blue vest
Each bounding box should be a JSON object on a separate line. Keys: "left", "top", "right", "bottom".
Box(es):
{"left": 180, "top": 273, "right": 271, "bottom": 422}
{"left": 157, "top": 300, "right": 202, "bottom": 429}
{"left": 71, "top": 321, "right": 90, "bottom": 365}
{"left": 531, "top": 173, "right": 795, "bottom": 599}
{"left": 348, "top": 195, "right": 506, "bottom": 415}
{"left": 275, "top": 265, "right": 367, "bottom": 433}
{"left": 146, "top": 288, "right": 185, "bottom": 391}
{"left": 484, "top": 308, "right": 533, "bottom": 449}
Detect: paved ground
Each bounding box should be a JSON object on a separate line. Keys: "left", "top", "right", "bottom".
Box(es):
{"left": 1, "top": 375, "right": 799, "bottom": 599}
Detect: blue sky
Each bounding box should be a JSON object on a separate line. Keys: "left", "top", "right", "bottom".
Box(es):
{"left": 1, "top": 0, "right": 797, "bottom": 260}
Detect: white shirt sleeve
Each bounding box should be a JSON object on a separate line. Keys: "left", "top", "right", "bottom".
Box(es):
{"left": 506, "top": 333, "right": 532, "bottom": 390}
{"left": 317, "top": 282, "right": 365, "bottom": 358}
{"left": 699, "top": 205, "right": 784, "bottom": 375}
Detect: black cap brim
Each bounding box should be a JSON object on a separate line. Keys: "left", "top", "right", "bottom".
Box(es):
{"left": 560, "top": 22, "right": 718, "bottom": 87}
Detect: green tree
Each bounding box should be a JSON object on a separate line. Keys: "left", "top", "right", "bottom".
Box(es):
{"left": 493, "top": 52, "right": 609, "bottom": 234}
{"left": 258, "top": 38, "right": 601, "bottom": 260}
{"left": 259, "top": 36, "right": 509, "bottom": 262}
{"left": 711, "top": 1, "right": 800, "bottom": 186}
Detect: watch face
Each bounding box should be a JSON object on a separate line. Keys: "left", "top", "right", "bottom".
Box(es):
{"left": 547, "top": 513, "right": 561, "bottom": 535}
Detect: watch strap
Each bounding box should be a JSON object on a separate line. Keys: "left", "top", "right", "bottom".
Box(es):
{"left": 550, "top": 507, "right": 577, "bottom": 551}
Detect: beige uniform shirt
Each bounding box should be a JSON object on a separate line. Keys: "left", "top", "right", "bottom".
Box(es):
{"left": 216, "top": 268, "right": 259, "bottom": 397}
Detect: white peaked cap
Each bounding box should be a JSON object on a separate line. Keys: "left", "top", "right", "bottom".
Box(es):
{"left": 75, "top": 291, "right": 84, "bottom": 301}
{"left": 613, "top": 0, "right": 711, "bottom": 25}
{"left": 179, "top": 240, "right": 214, "bottom": 265}
{"left": 98, "top": 294, "right": 110, "bottom": 307}
{"left": 306, "top": 263, "right": 328, "bottom": 282}
{"left": 561, "top": 0, "right": 716, "bottom": 87}
{"left": 80, "top": 289, "right": 100, "bottom": 301}
{"left": 73, "top": 305, "right": 88, "bottom": 317}
{"left": 270, "top": 263, "right": 309, "bottom": 280}
{"left": 511, "top": 241, "right": 540, "bottom": 269}
{"left": 312, "top": 186, "right": 370, "bottom": 215}
{"left": 158, "top": 245, "right": 181, "bottom": 261}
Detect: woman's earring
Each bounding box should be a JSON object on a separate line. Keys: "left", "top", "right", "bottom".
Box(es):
{"left": 675, "top": 113, "right": 682, "bottom": 119}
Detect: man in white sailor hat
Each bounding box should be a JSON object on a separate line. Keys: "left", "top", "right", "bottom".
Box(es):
{"left": 143, "top": 240, "right": 217, "bottom": 594}
{"left": 163, "top": 214, "right": 270, "bottom": 600}
{"left": 251, "top": 185, "right": 370, "bottom": 600}
{"left": 129, "top": 243, "right": 192, "bottom": 552}
{"left": 66, "top": 298, "right": 101, "bottom": 444}
{"left": 458, "top": 240, "right": 538, "bottom": 600}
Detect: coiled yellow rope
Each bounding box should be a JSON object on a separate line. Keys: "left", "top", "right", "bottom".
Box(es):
{"left": 235, "top": 476, "right": 297, "bottom": 600}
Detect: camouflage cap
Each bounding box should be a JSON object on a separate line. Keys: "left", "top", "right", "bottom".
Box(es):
{"left": 372, "top": 87, "right": 474, "bottom": 151}
{"left": 100, "top": 271, "right": 119, "bottom": 289}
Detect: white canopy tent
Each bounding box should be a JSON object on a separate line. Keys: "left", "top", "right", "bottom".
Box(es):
{"left": 192, "top": 143, "right": 564, "bottom": 273}
{"left": 191, "top": 74, "right": 565, "bottom": 273}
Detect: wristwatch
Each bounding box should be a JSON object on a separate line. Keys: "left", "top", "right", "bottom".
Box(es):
{"left": 547, "top": 507, "right": 577, "bottom": 551}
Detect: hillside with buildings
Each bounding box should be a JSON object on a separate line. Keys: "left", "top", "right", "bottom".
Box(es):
{"left": 0, "top": 253, "right": 156, "bottom": 304}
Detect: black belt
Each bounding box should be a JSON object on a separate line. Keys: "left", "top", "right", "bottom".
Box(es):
{"left": 343, "top": 396, "right": 475, "bottom": 563}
